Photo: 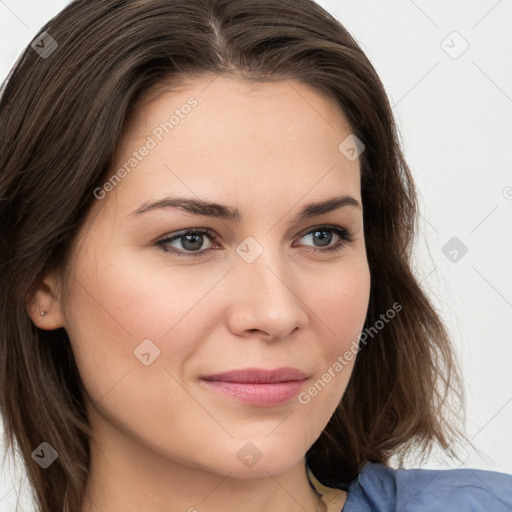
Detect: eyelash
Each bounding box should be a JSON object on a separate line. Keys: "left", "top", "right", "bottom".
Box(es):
{"left": 156, "top": 224, "right": 353, "bottom": 258}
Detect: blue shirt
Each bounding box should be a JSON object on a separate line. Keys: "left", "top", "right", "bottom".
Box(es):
{"left": 337, "top": 462, "right": 512, "bottom": 511}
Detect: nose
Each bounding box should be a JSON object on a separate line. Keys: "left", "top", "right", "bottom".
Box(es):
{"left": 226, "top": 243, "right": 310, "bottom": 342}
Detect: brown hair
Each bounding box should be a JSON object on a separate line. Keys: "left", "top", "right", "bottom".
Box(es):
{"left": 0, "top": 0, "right": 468, "bottom": 510}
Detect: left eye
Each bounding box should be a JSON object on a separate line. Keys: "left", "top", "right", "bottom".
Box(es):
{"left": 157, "top": 225, "right": 352, "bottom": 257}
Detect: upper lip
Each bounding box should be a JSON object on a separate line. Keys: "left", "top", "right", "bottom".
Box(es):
{"left": 200, "top": 367, "right": 309, "bottom": 383}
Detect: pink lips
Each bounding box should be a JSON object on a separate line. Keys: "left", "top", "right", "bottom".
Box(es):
{"left": 199, "top": 367, "right": 309, "bottom": 406}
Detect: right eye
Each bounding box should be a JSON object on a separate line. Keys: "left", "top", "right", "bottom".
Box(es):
{"left": 157, "top": 228, "right": 219, "bottom": 257}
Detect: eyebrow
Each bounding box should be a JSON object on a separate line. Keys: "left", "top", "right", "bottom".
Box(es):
{"left": 128, "top": 194, "right": 361, "bottom": 223}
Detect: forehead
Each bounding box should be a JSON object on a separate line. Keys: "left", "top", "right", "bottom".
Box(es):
{"left": 122, "top": 74, "right": 352, "bottom": 151}
{"left": 98, "top": 75, "right": 361, "bottom": 219}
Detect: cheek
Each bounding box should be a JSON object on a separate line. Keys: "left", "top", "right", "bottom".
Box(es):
{"left": 307, "top": 257, "right": 371, "bottom": 352}
{"left": 292, "top": 258, "right": 370, "bottom": 410}
{"left": 62, "top": 246, "right": 220, "bottom": 397}
{"left": 61, "top": 249, "right": 209, "bottom": 450}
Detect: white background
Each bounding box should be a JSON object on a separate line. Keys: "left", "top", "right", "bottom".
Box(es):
{"left": 1, "top": 1, "right": 511, "bottom": 510}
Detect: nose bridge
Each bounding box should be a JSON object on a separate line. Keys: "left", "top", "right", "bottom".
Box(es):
{"left": 236, "top": 234, "right": 292, "bottom": 297}
{"left": 227, "top": 234, "right": 308, "bottom": 338}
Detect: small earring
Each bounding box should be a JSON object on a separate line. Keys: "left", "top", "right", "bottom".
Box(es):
{"left": 40, "top": 310, "right": 48, "bottom": 316}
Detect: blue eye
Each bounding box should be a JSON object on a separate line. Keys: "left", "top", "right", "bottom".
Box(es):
{"left": 297, "top": 225, "right": 353, "bottom": 253}
{"left": 157, "top": 225, "right": 353, "bottom": 257}
{"left": 157, "top": 228, "right": 217, "bottom": 256}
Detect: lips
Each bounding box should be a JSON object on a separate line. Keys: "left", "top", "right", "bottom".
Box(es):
{"left": 200, "top": 367, "right": 309, "bottom": 384}
{"left": 199, "top": 367, "right": 309, "bottom": 406}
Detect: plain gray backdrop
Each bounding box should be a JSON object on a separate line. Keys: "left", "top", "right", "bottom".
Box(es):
{"left": 1, "top": 1, "right": 511, "bottom": 510}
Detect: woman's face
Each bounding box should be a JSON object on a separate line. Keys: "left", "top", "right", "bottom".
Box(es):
{"left": 46, "top": 76, "right": 370, "bottom": 479}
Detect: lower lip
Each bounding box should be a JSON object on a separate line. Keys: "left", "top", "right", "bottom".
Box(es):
{"left": 199, "top": 380, "right": 306, "bottom": 406}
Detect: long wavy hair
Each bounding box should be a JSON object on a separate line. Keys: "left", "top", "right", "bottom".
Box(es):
{"left": 0, "top": 1, "right": 467, "bottom": 511}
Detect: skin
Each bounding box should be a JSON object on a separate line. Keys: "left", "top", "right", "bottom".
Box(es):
{"left": 28, "top": 75, "right": 371, "bottom": 512}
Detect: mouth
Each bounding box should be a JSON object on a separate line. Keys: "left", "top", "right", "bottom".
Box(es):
{"left": 199, "top": 367, "right": 309, "bottom": 407}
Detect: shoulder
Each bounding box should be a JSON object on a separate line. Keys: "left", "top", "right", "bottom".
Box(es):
{"left": 342, "top": 462, "right": 512, "bottom": 512}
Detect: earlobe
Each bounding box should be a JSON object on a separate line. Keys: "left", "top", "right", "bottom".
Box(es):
{"left": 25, "top": 273, "right": 66, "bottom": 330}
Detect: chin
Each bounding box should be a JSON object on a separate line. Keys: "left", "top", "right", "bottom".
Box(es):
{"left": 209, "top": 437, "right": 308, "bottom": 479}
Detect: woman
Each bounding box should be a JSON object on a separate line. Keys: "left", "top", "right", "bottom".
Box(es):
{"left": 0, "top": 1, "right": 510, "bottom": 511}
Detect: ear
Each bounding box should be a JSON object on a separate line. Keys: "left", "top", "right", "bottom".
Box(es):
{"left": 25, "top": 271, "right": 66, "bottom": 330}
